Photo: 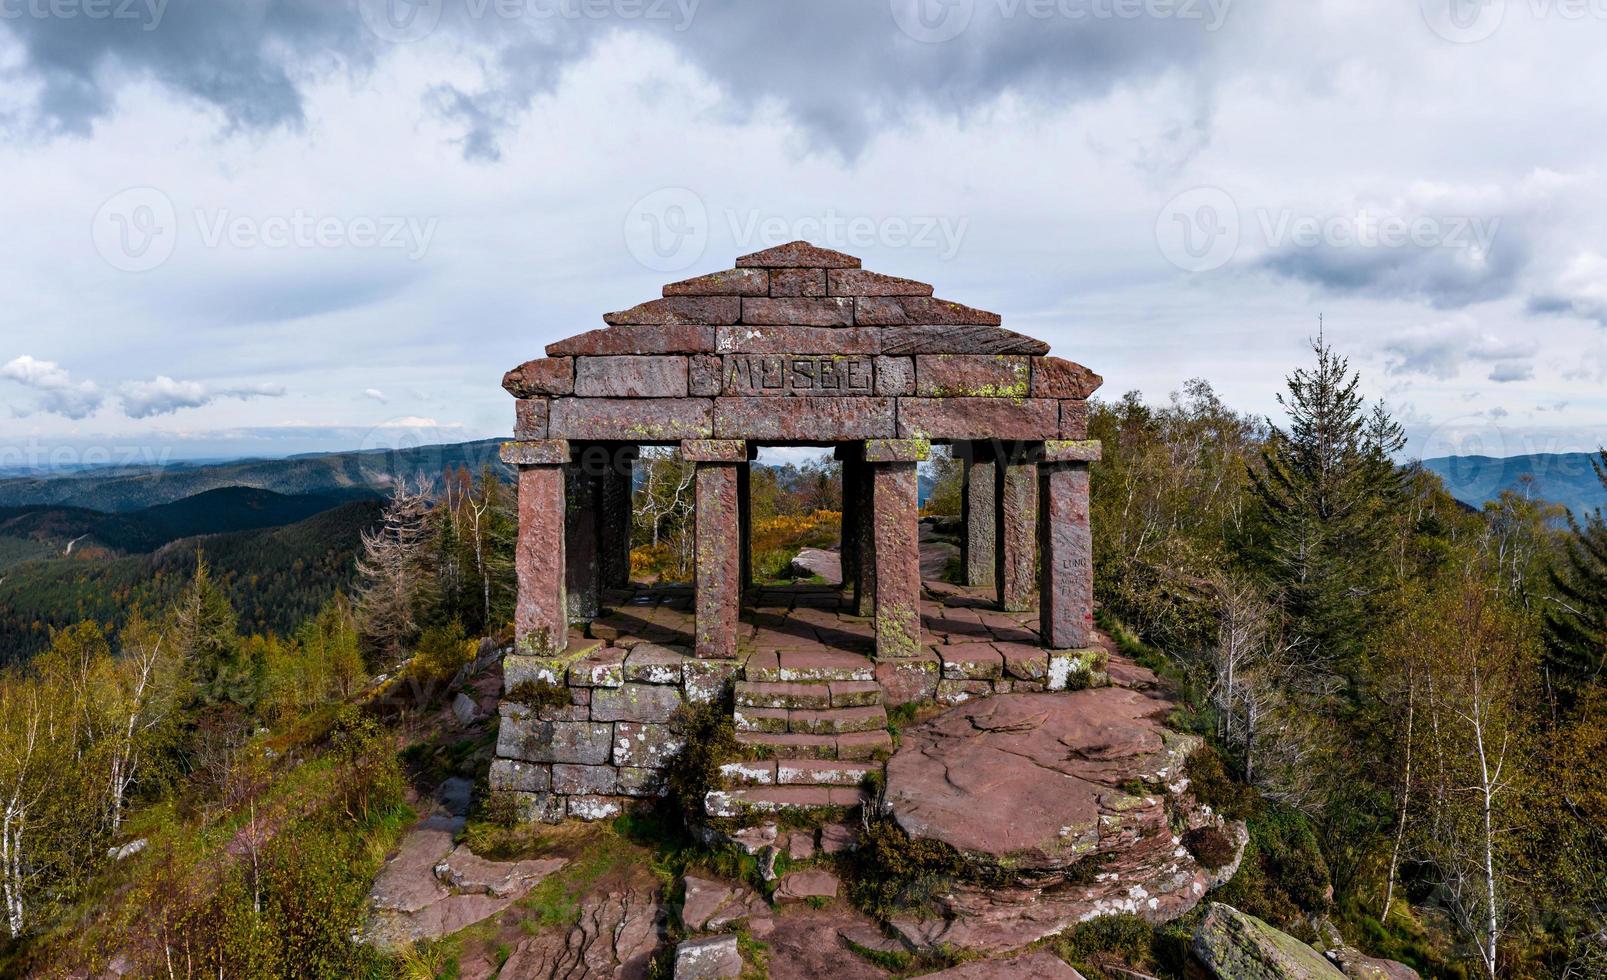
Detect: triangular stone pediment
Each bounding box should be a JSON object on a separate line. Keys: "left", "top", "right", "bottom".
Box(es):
{"left": 508, "top": 243, "right": 1100, "bottom": 444}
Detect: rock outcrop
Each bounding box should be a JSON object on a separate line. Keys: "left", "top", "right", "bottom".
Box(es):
{"left": 498, "top": 885, "right": 663, "bottom": 978}
{"left": 883, "top": 689, "right": 1245, "bottom": 952}
{"left": 1191, "top": 903, "right": 1345, "bottom": 979}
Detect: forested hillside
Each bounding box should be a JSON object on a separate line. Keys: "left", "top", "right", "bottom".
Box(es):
{"left": 0, "top": 440, "right": 506, "bottom": 512}
{"left": 0, "top": 500, "right": 382, "bottom": 662}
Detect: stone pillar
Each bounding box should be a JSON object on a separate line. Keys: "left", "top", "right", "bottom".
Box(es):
{"left": 960, "top": 441, "right": 996, "bottom": 588}
{"left": 1040, "top": 440, "right": 1102, "bottom": 649}
{"left": 501, "top": 440, "right": 569, "bottom": 655}
{"left": 995, "top": 445, "right": 1039, "bottom": 613}
{"left": 867, "top": 439, "right": 927, "bottom": 659}
{"left": 598, "top": 445, "right": 636, "bottom": 590}
{"left": 565, "top": 443, "right": 604, "bottom": 623}
{"left": 687, "top": 440, "right": 745, "bottom": 659}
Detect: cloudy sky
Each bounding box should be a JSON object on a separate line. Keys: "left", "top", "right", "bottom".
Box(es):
{"left": 1, "top": 0, "right": 1603, "bottom": 471}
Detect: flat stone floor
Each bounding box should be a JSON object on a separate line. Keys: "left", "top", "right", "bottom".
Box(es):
{"left": 587, "top": 580, "right": 1042, "bottom": 660}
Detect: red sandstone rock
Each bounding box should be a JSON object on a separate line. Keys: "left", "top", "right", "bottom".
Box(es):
{"left": 921, "top": 952, "right": 1085, "bottom": 979}
{"left": 873, "top": 355, "right": 915, "bottom": 395}
{"left": 852, "top": 296, "right": 909, "bottom": 325}
{"left": 573, "top": 355, "right": 688, "bottom": 398}
{"left": 715, "top": 324, "right": 883, "bottom": 354}
{"left": 879, "top": 325, "right": 1048, "bottom": 355}
{"left": 772, "top": 869, "right": 841, "bottom": 902}
{"left": 741, "top": 296, "right": 854, "bottom": 326}
{"left": 664, "top": 267, "right": 769, "bottom": 296}
{"left": 998, "top": 460, "right": 1038, "bottom": 612}
{"left": 514, "top": 398, "right": 548, "bottom": 439}
{"left": 857, "top": 296, "right": 1001, "bottom": 326}
{"left": 688, "top": 354, "right": 723, "bottom": 395}
{"left": 1039, "top": 463, "right": 1093, "bottom": 649}
{"left": 502, "top": 357, "right": 574, "bottom": 397}
{"left": 713, "top": 396, "right": 894, "bottom": 440}
{"left": 896, "top": 397, "right": 1060, "bottom": 441}
{"left": 875, "top": 653, "right": 940, "bottom": 706}
{"left": 736, "top": 240, "right": 861, "bottom": 268}
{"left": 514, "top": 466, "right": 567, "bottom": 654}
{"left": 603, "top": 296, "right": 739, "bottom": 325}
{"left": 548, "top": 397, "right": 713, "bottom": 440}
{"left": 695, "top": 463, "right": 740, "bottom": 658}
{"left": 1059, "top": 399, "right": 1089, "bottom": 438}
{"left": 723, "top": 354, "right": 874, "bottom": 396}
{"left": 873, "top": 461, "right": 922, "bottom": 659}
{"left": 828, "top": 268, "right": 933, "bottom": 296}
{"left": 769, "top": 267, "right": 827, "bottom": 296}
{"left": 1032, "top": 356, "right": 1104, "bottom": 398}
{"left": 547, "top": 324, "right": 716, "bottom": 356}
{"left": 915, "top": 354, "right": 1031, "bottom": 397}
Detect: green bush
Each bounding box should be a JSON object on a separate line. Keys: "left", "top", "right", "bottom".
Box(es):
{"left": 1181, "top": 826, "right": 1235, "bottom": 869}
{"left": 847, "top": 818, "right": 974, "bottom": 920}
{"left": 1185, "top": 746, "right": 1258, "bottom": 822}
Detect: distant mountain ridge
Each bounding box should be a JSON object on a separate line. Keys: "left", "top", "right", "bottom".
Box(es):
{"left": 0, "top": 439, "right": 508, "bottom": 513}
{"left": 1420, "top": 452, "right": 1606, "bottom": 518}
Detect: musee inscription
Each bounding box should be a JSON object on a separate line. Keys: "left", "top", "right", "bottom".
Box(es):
{"left": 724, "top": 354, "right": 874, "bottom": 396}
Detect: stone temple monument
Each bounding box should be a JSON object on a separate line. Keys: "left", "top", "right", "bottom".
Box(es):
{"left": 489, "top": 241, "right": 1103, "bottom": 823}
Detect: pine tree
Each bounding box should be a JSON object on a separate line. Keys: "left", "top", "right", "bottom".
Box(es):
{"left": 1248, "top": 334, "right": 1407, "bottom": 685}
{"left": 170, "top": 555, "right": 253, "bottom": 706}
{"left": 1542, "top": 449, "right": 1607, "bottom": 699}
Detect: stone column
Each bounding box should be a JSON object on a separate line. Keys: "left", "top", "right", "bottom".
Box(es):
{"left": 598, "top": 445, "right": 636, "bottom": 591}
{"left": 501, "top": 440, "right": 569, "bottom": 656}
{"left": 565, "top": 443, "right": 604, "bottom": 623}
{"left": 867, "top": 439, "right": 927, "bottom": 659}
{"left": 995, "top": 444, "right": 1039, "bottom": 613}
{"left": 1039, "top": 440, "right": 1102, "bottom": 649}
{"left": 686, "top": 440, "right": 745, "bottom": 659}
{"left": 960, "top": 440, "right": 996, "bottom": 588}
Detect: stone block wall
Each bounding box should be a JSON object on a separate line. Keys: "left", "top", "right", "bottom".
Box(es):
{"left": 491, "top": 639, "right": 739, "bottom": 822}
{"left": 501, "top": 242, "right": 1102, "bottom": 446}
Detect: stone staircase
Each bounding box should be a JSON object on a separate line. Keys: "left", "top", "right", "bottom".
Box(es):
{"left": 705, "top": 649, "right": 890, "bottom": 818}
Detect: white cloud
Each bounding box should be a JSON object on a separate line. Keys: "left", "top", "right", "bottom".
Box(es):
{"left": 2, "top": 355, "right": 104, "bottom": 419}
{"left": 364, "top": 388, "right": 388, "bottom": 403}
{"left": 119, "top": 377, "right": 286, "bottom": 418}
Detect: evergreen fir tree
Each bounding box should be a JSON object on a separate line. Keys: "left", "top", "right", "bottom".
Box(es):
{"left": 1248, "top": 333, "right": 1407, "bottom": 686}
{"left": 1542, "top": 449, "right": 1607, "bottom": 698}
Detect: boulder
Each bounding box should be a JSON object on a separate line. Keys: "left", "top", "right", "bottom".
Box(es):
{"left": 1325, "top": 945, "right": 1422, "bottom": 980}
{"left": 788, "top": 548, "right": 844, "bottom": 585}
{"left": 882, "top": 690, "right": 1246, "bottom": 952}
{"left": 1191, "top": 903, "right": 1345, "bottom": 979}
{"left": 681, "top": 875, "right": 768, "bottom": 932}
{"left": 674, "top": 935, "right": 743, "bottom": 979}
{"left": 773, "top": 869, "right": 840, "bottom": 903}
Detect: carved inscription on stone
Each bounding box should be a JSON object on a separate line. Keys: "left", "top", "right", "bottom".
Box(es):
{"left": 723, "top": 355, "right": 874, "bottom": 396}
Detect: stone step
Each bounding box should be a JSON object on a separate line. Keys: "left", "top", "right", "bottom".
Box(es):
{"left": 718, "top": 759, "right": 882, "bottom": 787}
{"left": 732, "top": 704, "right": 886, "bottom": 736}
{"left": 733, "top": 679, "right": 884, "bottom": 710}
{"left": 736, "top": 729, "right": 893, "bottom": 761}
{"left": 705, "top": 786, "right": 869, "bottom": 818}
{"left": 744, "top": 649, "right": 875, "bottom": 683}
